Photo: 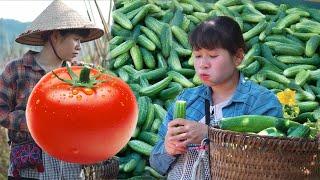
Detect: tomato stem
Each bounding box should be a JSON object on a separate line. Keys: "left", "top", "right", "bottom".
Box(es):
{"left": 51, "top": 64, "right": 105, "bottom": 88}
{"left": 79, "top": 66, "right": 90, "bottom": 83}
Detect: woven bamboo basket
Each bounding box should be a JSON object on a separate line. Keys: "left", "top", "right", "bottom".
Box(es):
{"left": 209, "top": 127, "right": 320, "bottom": 180}
{"left": 81, "top": 157, "right": 119, "bottom": 180}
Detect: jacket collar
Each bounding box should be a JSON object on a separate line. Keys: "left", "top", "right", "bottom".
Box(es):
{"left": 198, "top": 73, "right": 250, "bottom": 105}
{"left": 21, "top": 50, "right": 43, "bottom": 72}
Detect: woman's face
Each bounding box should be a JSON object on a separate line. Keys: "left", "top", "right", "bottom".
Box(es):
{"left": 54, "top": 33, "right": 82, "bottom": 61}
{"left": 193, "top": 48, "right": 242, "bottom": 87}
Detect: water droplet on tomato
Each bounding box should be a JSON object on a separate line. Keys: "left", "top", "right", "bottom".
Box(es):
{"left": 76, "top": 95, "right": 82, "bottom": 101}
{"left": 72, "top": 89, "right": 79, "bottom": 95}
{"left": 36, "top": 99, "right": 40, "bottom": 104}
{"left": 120, "top": 102, "right": 124, "bottom": 106}
{"left": 72, "top": 148, "right": 79, "bottom": 154}
{"left": 83, "top": 88, "right": 94, "bottom": 95}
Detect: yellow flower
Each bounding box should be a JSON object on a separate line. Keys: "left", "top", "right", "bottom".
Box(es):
{"left": 276, "top": 89, "right": 296, "bottom": 106}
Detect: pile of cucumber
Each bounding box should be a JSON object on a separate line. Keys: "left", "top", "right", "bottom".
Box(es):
{"left": 219, "top": 115, "right": 317, "bottom": 139}
{"left": 108, "top": 0, "right": 320, "bottom": 179}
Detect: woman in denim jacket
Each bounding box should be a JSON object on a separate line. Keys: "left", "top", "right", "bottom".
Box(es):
{"left": 150, "top": 16, "right": 283, "bottom": 180}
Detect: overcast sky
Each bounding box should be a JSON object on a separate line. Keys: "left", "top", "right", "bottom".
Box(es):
{"left": 0, "top": 0, "right": 113, "bottom": 28}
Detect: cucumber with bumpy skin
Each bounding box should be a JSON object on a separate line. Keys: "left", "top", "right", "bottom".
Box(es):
{"left": 130, "top": 45, "right": 144, "bottom": 70}
{"left": 264, "top": 41, "right": 304, "bottom": 56}
{"left": 261, "top": 70, "right": 290, "bottom": 85}
{"left": 137, "top": 35, "right": 156, "bottom": 51}
{"left": 305, "top": 35, "right": 320, "bottom": 57}
{"left": 110, "top": 40, "right": 135, "bottom": 59}
{"left": 114, "top": 52, "right": 131, "bottom": 69}
{"left": 287, "top": 125, "right": 311, "bottom": 138}
{"left": 298, "top": 101, "right": 319, "bottom": 113}
{"left": 138, "top": 131, "right": 160, "bottom": 146}
{"left": 154, "top": 104, "right": 167, "bottom": 120}
{"left": 254, "top": 1, "right": 278, "bottom": 14}
{"left": 295, "top": 70, "right": 310, "bottom": 86}
{"left": 112, "top": 11, "right": 133, "bottom": 30}
{"left": 142, "top": 104, "right": 155, "bottom": 131}
{"left": 145, "top": 16, "right": 164, "bottom": 36}
{"left": 150, "top": 118, "right": 162, "bottom": 133}
{"left": 219, "top": 115, "right": 279, "bottom": 133}
{"left": 124, "top": 153, "right": 141, "bottom": 172}
{"left": 139, "top": 76, "right": 172, "bottom": 96}
{"left": 283, "top": 65, "right": 316, "bottom": 77}
{"left": 273, "top": 14, "right": 300, "bottom": 32}
{"left": 128, "top": 140, "right": 153, "bottom": 156}
{"left": 168, "top": 71, "right": 194, "bottom": 88}
{"left": 243, "top": 21, "right": 267, "bottom": 41}
{"left": 181, "top": 0, "right": 205, "bottom": 12}
{"left": 174, "top": 100, "right": 187, "bottom": 119}
{"left": 171, "top": 25, "right": 191, "bottom": 49}
{"left": 140, "top": 26, "right": 161, "bottom": 49}
{"left": 159, "top": 82, "right": 183, "bottom": 100}
{"left": 160, "top": 24, "right": 172, "bottom": 58}
{"left": 137, "top": 96, "right": 150, "bottom": 126}
{"left": 140, "top": 47, "right": 156, "bottom": 69}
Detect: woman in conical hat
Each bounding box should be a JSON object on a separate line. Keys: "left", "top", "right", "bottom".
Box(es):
{"left": 0, "top": 0, "right": 107, "bottom": 179}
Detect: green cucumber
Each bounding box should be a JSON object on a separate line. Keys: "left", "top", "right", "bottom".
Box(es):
{"left": 305, "top": 35, "right": 320, "bottom": 57}
{"left": 138, "top": 131, "right": 160, "bottom": 146}
{"left": 139, "top": 76, "right": 172, "bottom": 96}
{"left": 128, "top": 140, "right": 153, "bottom": 156}
{"left": 142, "top": 104, "right": 155, "bottom": 131}
{"left": 174, "top": 100, "right": 187, "bottom": 119}
{"left": 168, "top": 71, "right": 194, "bottom": 88}
{"left": 220, "top": 115, "right": 279, "bottom": 133}
{"left": 112, "top": 11, "right": 133, "bottom": 30}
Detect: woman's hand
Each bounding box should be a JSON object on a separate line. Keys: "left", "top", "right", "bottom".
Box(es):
{"left": 167, "top": 119, "right": 208, "bottom": 148}
{"left": 164, "top": 134, "right": 187, "bottom": 156}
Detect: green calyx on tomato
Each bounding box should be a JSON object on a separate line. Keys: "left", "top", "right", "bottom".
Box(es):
{"left": 52, "top": 64, "right": 105, "bottom": 88}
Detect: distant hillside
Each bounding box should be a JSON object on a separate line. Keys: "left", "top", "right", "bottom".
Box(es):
{"left": 0, "top": 18, "right": 30, "bottom": 46}
{"left": 0, "top": 19, "right": 32, "bottom": 63}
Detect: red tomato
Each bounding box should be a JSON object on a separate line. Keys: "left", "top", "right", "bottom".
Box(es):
{"left": 26, "top": 66, "right": 138, "bottom": 164}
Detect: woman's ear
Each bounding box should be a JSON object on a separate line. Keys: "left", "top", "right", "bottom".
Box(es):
{"left": 50, "top": 30, "right": 60, "bottom": 44}
{"left": 234, "top": 48, "right": 244, "bottom": 66}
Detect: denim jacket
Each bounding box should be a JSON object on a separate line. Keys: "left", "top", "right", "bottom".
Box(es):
{"left": 149, "top": 73, "right": 283, "bottom": 175}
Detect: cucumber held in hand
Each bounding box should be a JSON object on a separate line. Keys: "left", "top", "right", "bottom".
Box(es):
{"left": 174, "top": 100, "right": 187, "bottom": 119}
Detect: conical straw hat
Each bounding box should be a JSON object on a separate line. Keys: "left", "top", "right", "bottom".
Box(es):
{"left": 15, "top": 0, "right": 104, "bottom": 46}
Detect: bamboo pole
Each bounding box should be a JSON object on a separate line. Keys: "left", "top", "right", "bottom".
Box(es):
{"left": 84, "top": 0, "right": 103, "bottom": 65}
{"left": 94, "top": 0, "right": 111, "bottom": 40}
{"left": 93, "top": 0, "right": 114, "bottom": 68}
{"left": 107, "top": 0, "right": 113, "bottom": 27}
{"left": 89, "top": 0, "right": 106, "bottom": 61}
